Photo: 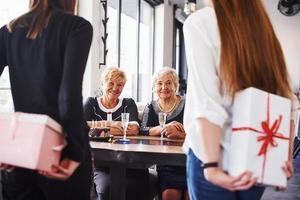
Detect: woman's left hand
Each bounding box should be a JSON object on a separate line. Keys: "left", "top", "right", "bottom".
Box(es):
{"left": 126, "top": 123, "right": 139, "bottom": 135}
{"left": 161, "top": 122, "right": 185, "bottom": 139}
{"left": 275, "top": 160, "right": 293, "bottom": 191}
{"left": 283, "top": 160, "right": 293, "bottom": 180}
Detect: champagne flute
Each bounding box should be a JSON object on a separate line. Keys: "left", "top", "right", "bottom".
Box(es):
{"left": 119, "top": 113, "right": 130, "bottom": 143}
{"left": 158, "top": 112, "right": 167, "bottom": 139}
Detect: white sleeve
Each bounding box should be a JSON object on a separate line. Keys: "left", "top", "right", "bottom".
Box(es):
{"left": 183, "top": 17, "right": 228, "bottom": 128}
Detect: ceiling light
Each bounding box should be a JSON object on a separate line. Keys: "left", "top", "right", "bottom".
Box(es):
{"left": 184, "top": 0, "right": 196, "bottom": 15}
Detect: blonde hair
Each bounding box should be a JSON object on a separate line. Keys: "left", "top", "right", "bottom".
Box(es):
{"left": 152, "top": 67, "right": 179, "bottom": 92}
{"left": 101, "top": 66, "right": 127, "bottom": 84}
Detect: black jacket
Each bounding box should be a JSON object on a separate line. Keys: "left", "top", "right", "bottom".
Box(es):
{"left": 0, "top": 10, "right": 93, "bottom": 162}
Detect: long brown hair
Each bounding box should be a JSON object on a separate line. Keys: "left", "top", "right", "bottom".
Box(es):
{"left": 8, "top": 0, "right": 78, "bottom": 39}
{"left": 212, "top": 0, "right": 292, "bottom": 98}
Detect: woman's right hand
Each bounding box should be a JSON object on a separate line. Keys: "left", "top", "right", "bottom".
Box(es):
{"left": 204, "top": 167, "right": 257, "bottom": 191}
{"left": 38, "top": 158, "right": 79, "bottom": 181}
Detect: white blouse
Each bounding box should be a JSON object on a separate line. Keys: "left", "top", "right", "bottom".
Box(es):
{"left": 183, "top": 1, "right": 300, "bottom": 171}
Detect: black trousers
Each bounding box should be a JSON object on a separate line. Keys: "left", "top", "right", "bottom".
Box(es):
{"left": 1, "top": 151, "right": 92, "bottom": 200}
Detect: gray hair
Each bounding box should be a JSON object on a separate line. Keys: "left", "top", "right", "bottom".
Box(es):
{"left": 152, "top": 67, "right": 179, "bottom": 92}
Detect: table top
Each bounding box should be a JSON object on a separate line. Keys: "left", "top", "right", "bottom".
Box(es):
{"left": 91, "top": 135, "right": 186, "bottom": 167}
{"left": 90, "top": 135, "right": 185, "bottom": 154}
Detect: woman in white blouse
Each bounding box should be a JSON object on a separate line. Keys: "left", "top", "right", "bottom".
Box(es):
{"left": 183, "top": 0, "right": 299, "bottom": 199}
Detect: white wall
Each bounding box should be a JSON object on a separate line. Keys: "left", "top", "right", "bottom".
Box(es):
{"left": 263, "top": 0, "right": 300, "bottom": 92}
{"left": 154, "top": 4, "right": 164, "bottom": 70}
{"left": 163, "top": 0, "right": 174, "bottom": 68}
{"left": 154, "top": 1, "right": 174, "bottom": 71}
{"left": 79, "top": 0, "right": 102, "bottom": 100}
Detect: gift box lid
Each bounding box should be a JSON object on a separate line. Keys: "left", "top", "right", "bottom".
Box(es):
{"left": 237, "top": 87, "right": 291, "bottom": 102}
{"left": 0, "top": 112, "right": 62, "bottom": 133}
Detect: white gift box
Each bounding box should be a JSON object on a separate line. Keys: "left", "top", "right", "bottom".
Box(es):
{"left": 228, "top": 87, "right": 291, "bottom": 187}
{"left": 0, "top": 112, "right": 66, "bottom": 172}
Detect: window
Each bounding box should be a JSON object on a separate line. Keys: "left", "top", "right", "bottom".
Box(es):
{"left": 106, "top": 0, "right": 119, "bottom": 67}
{"left": 0, "top": 0, "right": 28, "bottom": 112}
{"left": 174, "top": 19, "right": 187, "bottom": 96}
{"left": 0, "top": 68, "right": 12, "bottom": 112}
{"left": 106, "top": 0, "right": 154, "bottom": 102}
{"left": 120, "top": 0, "right": 139, "bottom": 99}
{"left": 138, "top": 1, "right": 154, "bottom": 102}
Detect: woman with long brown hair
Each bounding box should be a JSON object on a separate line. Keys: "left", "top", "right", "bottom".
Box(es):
{"left": 183, "top": 0, "right": 299, "bottom": 199}
{"left": 0, "top": 0, "right": 93, "bottom": 199}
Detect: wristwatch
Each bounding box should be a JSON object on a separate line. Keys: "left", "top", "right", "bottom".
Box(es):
{"left": 201, "top": 162, "right": 219, "bottom": 169}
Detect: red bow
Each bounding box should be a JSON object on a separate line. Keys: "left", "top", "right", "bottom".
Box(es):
{"left": 232, "top": 94, "right": 289, "bottom": 181}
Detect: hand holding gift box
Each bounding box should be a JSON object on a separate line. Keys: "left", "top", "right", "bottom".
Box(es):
{"left": 228, "top": 87, "right": 291, "bottom": 187}
{"left": 0, "top": 112, "right": 66, "bottom": 172}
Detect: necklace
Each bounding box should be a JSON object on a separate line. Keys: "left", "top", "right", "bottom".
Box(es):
{"left": 157, "top": 97, "right": 178, "bottom": 113}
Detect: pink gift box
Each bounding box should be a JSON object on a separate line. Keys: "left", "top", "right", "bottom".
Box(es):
{"left": 228, "top": 87, "right": 291, "bottom": 187}
{"left": 0, "top": 112, "right": 66, "bottom": 172}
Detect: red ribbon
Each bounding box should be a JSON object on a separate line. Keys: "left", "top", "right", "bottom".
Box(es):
{"left": 232, "top": 94, "right": 289, "bottom": 181}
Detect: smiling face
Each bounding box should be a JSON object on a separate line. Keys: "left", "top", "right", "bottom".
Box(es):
{"left": 100, "top": 67, "right": 127, "bottom": 102}
{"left": 102, "top": 78, "right": 125, "bottom": 101}
{"left": 154, "top": 73, "right": 177, "bottom": 100}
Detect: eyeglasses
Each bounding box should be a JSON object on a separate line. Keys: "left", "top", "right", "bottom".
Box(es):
{"left": 278, "top": 0, "right": 300, "bottom": 16}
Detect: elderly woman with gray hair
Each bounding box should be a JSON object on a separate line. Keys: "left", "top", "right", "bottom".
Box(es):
{"left": 141, "top": 67, "right": 188, "bottom": 200}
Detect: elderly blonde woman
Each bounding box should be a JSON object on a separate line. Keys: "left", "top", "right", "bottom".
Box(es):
{"left": 141, "top": 67, "right": 188, "bottom": 200}
{"left": 83, "top": 67, "right": 147, "bottom": 200}
{"left": 84, "top": 66, "right": 139, "bottom": 135}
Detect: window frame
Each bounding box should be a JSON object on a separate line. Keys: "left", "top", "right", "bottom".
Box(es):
{"left": 106, "top": 0, "right": 155, "bottom": 102}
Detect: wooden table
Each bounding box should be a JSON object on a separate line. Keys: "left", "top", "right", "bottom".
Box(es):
{"left": 90, "top": 136, "right": 186, "bottom": 200}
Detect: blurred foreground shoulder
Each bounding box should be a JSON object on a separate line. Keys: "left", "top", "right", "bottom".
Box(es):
{"left": 183, "top": 6, "right": 215, "bottom": 31}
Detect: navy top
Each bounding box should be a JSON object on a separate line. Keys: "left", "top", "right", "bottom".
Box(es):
{"left": 0, "top": 10, "right": 93, "bottom": 162}
{"left": 141, "top": 96, "right": 187, "bottom": 190}
{"left": 141, "top": 96, "right": 185, "bottom": 135}
{"left": 83, "top": 97, "right": 139, "bottom": 122}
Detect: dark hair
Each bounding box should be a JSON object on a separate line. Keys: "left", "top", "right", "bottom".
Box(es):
{"left": 212, "top": 0, "right": 292, "bottom": 98}
{"left": 8, "top": 0, "right": 78, "bottom": 39}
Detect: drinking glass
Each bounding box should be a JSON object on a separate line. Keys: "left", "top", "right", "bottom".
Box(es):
{"left": 158, "top": 112, "right": 167, "bottom": 139}
{"left": 118, "top": 113, "right": 130, "bottom": 143}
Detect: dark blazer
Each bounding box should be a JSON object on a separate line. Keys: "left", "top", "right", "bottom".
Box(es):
{"left": 0, "top": 10, "right": 93, "bottom": 162}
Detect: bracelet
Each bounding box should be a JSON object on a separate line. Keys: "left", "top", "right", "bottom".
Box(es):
{"left": 201, "top": 162, "right": 218, "bottom": 169}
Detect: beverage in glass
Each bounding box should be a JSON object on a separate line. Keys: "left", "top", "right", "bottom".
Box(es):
{"left": 119, "top": 113, "right": 130, "bottom": 143}
{"left": 158, "top": 112, "right": 167, "bottom": 138}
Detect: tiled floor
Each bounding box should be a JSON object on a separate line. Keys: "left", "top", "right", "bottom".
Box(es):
{"left": 262, "top": 155, "right": 300, "bottom": 200}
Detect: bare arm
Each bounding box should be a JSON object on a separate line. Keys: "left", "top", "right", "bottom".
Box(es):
{"left": 196, "top": 118, "right": 221, "bottom": 163}
{"left": 197, "top": 118, "right": 257, "bottom": 191}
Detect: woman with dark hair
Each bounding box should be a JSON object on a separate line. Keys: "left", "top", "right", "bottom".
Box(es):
{"left": 0, "top": 0, "right": 93, "bottom": 199}
{"left": 183, "top": 0, "right": 299, "bottom": 199}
